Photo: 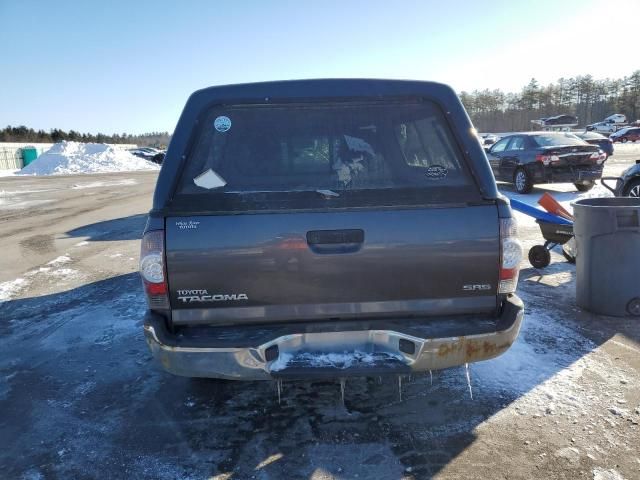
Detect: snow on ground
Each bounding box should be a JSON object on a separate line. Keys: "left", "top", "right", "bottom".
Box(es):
{"left": 613, "top": 142, "right": 640, "bottom": 156}
{"left": 471, "top": 290, "right": 614, "bottom": 416}
{"left": 47, "top": 255, "right": 71, "bottom": 266}
{"left": 16, "top": 142, "right": 159, "bottom": 176}
{"left": 593, "top": 468, "right": 625, "bottom": 480}
{"left": 0, "top": 197, "right": 54, "bottom": 210}
{"left": 0, "top": 254, "right": 79, "bottom": 303}
{"left": 0, "top": 169, "right": 19, "bottom": 177}
{"left": 71, "top": 179, "right": 138, "bottom": 189}
{"left": 0, "top": 278, "right": 28, "bottom": 303}
{"left": 0, "top": 186, "right": 58, "bottom": 210}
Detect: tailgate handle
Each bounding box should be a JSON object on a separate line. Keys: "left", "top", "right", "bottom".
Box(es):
{"left": 307, "top": 229, "right": 364, "bottom": 253}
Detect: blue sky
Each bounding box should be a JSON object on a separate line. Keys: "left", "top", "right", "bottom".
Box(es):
{"left": 1, "top": 0, "right": 637, "bottom": 134}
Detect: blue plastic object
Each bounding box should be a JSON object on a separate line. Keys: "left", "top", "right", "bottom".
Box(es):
{"left": 509, "top": 198, "right": 573, "bottom": 225}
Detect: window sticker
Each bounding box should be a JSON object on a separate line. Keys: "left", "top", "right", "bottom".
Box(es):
{"left": 193, "top": 169, "right": 227, "bottom": 189}
{"left": 425, "top": 165, "right": 448, "bottom": 180}
{"left": 214, "top": 116, "right": 232, "bottom": 132}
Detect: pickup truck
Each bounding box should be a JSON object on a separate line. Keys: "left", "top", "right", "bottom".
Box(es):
{"left": 140, "top": 79, "right": 525, "bottom": 380}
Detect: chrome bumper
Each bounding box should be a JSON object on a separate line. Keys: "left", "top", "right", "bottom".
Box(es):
{"left": 144, "top": 296, "right": 524, "bottom": 380}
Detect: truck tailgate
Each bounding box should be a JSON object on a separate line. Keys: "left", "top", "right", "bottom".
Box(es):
{"left": 166, "top": 206, "right": 499, "bottom": 325}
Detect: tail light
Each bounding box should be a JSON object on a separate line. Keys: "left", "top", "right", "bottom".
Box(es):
{"left": 499, "top": 217, "right": 523, "bottom": 294}
{"left": 536, "top": 154, "right": 559, "bottom": 166}
{"left": 590, "top": 151, "right": 606, "bottom": 164}
{"left": 140, "top": 230, "right": 169, "bottom": 309}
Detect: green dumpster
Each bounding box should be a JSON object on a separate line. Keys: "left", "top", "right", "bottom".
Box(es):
{"left": 22, "top": 147, "right": 38, "bottom": 166}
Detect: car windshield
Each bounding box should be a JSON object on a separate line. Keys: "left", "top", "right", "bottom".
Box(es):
{"left": 532, "top": 133, "right": 587, "bottom": 147}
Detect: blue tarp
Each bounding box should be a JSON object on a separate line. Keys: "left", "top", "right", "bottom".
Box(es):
{"left": 509, "top": 198, "right": 573, "bottom": 225}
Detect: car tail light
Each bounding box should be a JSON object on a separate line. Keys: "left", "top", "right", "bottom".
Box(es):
{"left": 589, "top": 151, "right": 607, "bottom": 164}
{"left": 499, "top": 217, "right": 523, "bottom": 294}
{"left": 536, "top": 154, "right": 559, "bottom": 166}
{"left": 140, "top": 230, "right": 169, "bottom": 309}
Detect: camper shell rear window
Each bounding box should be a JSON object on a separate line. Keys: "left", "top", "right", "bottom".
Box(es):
{"left": 170, "top": 99, "right": 480, "bottom": 212}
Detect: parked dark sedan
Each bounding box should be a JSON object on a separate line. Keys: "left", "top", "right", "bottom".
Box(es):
{"left": 486, "top": 132, "right": 605, "bottom": 193}
{"left": 610, "top": 127, "right": 640, "bottom": 143}
{"left": 573, "top": 131, "right": 614, "bottom": 157}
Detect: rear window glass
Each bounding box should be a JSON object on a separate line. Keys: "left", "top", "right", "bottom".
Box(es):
{"left": 578, "top": 132, "right": 605, "bottom": 140}
{"left": 532, "top": 133, "right": 587, "bottom": 147}
{"left": 172, "top": 100, "right": 479, "bottom": 211}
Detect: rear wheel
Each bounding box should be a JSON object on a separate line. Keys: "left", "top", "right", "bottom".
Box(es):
{"left": 623, "top": 178, "right": 640, "bottom": 198}
{"left": 528, "top": 245, "right": 551, "bottom": 268}
{"left": 514, "top": 168, "right": 533, "bottom": 194}
{"left": 574, "top": 181, "right": 594, "bottom": 192}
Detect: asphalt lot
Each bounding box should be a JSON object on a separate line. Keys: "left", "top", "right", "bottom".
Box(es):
{"left": 1, "top": 150, "right": 639, "bottom": 479}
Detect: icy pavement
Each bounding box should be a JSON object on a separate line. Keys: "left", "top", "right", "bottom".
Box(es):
{"left": 1, "top": 253, "right": 638, "bottom": 479}
{"left": 0, "top": 171, "right": 638, "bottom": 479}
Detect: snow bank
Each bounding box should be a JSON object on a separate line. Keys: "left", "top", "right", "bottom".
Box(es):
{"left": 0, "top": 278, "right": 28, "bottom": 303}
{"left": 18, "top": 142, "right": 159, "bottom": 176}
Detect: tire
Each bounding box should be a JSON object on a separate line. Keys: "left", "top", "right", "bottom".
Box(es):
{"left": 528, "top": 245, "right": 551, "bottom": 268}
{"left": 621, "top": 137, "right": 628, "bottom": 143}
{"left": 623, "top": 178, "right": 640, "bottom": 198}
{"left": 575, "top": 181, "right": 594, "bottom": 192}
{"left": 514, "top": 168, "right": 533, "bottom": 194}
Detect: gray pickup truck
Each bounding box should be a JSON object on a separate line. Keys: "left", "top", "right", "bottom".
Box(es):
{"left": 140, "top": 79, "right": 524, "bottom": 380}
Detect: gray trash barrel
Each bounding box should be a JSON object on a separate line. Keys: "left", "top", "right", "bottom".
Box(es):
{"left": 574, "top": 197, "right": 640, "bottom": 317}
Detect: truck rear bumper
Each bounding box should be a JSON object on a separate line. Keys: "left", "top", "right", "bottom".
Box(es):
{"left": 143, "top": 295, "right": 524, "bottom": 380}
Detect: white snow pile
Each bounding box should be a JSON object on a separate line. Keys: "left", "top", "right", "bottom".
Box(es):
{"left": 0, "top": 278, "right": 28, "bottom": 303}
{"left": 593, "top": 468, "right": 625, "bottom": 480}
{"left": 18, "top": 142, "right": 159, "bottom": 176}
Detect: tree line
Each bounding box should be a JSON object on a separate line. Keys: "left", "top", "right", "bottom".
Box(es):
{"left": 460, "top": 70, "right": 640, "bottom": 132}
{"left": 0, "top": 126, "right": 171, "bottom": 148}
{"left": 3, "top": 71, "right": 639, "bottom": 141}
